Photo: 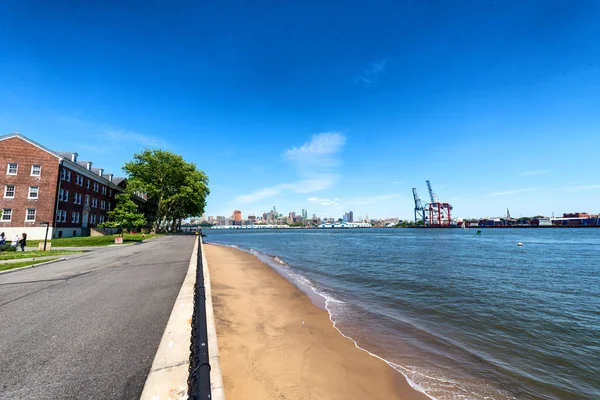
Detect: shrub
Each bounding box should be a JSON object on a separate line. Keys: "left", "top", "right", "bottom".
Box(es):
{"left": 0, "top": 245, "right": 17, "bottom": 252}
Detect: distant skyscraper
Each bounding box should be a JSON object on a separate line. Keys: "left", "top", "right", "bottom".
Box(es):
{"left": 348, "top": 211, "right": 354, "bottom": 223}
{"left": 233, "top": 210, "right": 242, "bottom": 225}
{"left": 365, "top": 213, "right": 369, "bottom": 222}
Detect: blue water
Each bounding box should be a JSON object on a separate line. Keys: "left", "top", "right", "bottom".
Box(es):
{"left": 204, "top": 228, "right": 600, "bottom": 400}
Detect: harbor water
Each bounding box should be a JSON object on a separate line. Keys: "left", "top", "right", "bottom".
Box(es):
{"left": 204, "top": 228, "right": 600, "bottom": 400}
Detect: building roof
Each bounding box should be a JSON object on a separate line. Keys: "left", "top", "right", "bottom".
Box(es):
{"left": 1, "top": 132, "right": 120, "bottom": 187}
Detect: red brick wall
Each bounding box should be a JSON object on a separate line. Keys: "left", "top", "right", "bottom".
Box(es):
{"left": 55, "top": 167, "right": 115, "bottom": 229}
{"left": 0, "top": 137, "right": 61, "bottom": 229}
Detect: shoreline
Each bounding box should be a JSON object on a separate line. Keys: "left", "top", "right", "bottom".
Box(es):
{"left": 205, "top": 243, "right": 430, "bottom": 400}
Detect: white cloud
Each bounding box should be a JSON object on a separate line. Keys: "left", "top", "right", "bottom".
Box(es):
{"left": 307, "top": 193, "right": 401, "bottom": 207}
{"left": 488, "top": 188, "right": 537, "bottom": 196}
{"left": 234, "top": 133, "right": 346, "bottom": 204}
{"left": 563, "top": 184, "right": 600, "bottom": 191}
{"left": 106, "top": 129, "right": 167, "bottom": 148}
{"left": 354, "top": 60, "right": 387, "bottom": 87}
{"left": 519, "top": 170, "right": 548, "bottom": 176}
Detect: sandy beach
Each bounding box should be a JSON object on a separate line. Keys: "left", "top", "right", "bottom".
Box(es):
{"left": 205, "top": 243, "right": 430, "bottom": 400}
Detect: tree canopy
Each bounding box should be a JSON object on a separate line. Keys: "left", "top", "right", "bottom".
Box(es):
{"left": 100, "top": 193, "right": 147, "bottom": 232}
{"left": 123, "top": 149, "right": 209, "bottom": 232}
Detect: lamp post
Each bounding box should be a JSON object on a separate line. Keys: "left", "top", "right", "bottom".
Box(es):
{"left": 39, "top": 221, "right": 50, "bottom": 251}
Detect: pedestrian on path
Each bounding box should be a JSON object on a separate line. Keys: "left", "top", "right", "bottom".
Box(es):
{"left": 0, "top": 232, "right": 5, "bottom": 246}
{"left": 11, "top": 234, "right": 19, "bottom": 248}
{"left": 18, "top": 233, "right": 27, "bottom": 252}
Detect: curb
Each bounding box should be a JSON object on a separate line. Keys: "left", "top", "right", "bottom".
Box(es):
{"left": 140, "top": 237, "right": 198, "bottom": 400}
{"left": 200, "top": 238, "right": 225, "bottom": 399}
{"left": 0, "top": 257, "right": 66, "bottom": 276}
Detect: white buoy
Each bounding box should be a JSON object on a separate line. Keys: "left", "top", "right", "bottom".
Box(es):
{"left": 517, "top": 242, "right": 523, "bottom": 247}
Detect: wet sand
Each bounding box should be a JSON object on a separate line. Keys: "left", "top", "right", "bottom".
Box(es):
{"left": 205, "top": 243, "right": 430, "bottom": 400}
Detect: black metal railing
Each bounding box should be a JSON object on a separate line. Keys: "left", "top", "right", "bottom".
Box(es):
{"left": 187, "top": 236, "right": 212, "bottom": 399}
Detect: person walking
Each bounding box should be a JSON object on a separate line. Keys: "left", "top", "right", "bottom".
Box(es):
{"left": 19, "top": 233, "right": 27, "bottom": 252}
{"left": 0, "top": 232, "right": 5, "bottom": 246}
{"left": 11, "top": 234, "right": 19, "bottom": 248}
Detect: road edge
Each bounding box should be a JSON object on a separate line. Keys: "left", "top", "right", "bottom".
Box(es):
{"left": 140, "top": 237, "right": 198, "bottom": 400}
{"left": 0, "top": 257, "right": 66, "bottom": 276}
{"left": 200, "top": 238, "right": 226, "bottom": 399}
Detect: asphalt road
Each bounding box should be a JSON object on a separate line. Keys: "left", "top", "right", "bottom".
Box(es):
{"left": 0, "top": 235, "right": 196, "bottom": 400}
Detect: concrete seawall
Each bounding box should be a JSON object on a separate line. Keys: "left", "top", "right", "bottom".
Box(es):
{"left": 140, "top": 237, "right": 225, "bottom": 400}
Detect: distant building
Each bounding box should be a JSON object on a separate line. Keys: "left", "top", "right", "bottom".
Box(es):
{"left": 563, "top": 212, "right": 589, "bottom": 218}
{"left": 233, "top": 210, "right": 242, "bottom": 222}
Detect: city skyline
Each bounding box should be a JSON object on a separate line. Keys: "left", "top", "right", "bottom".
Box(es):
{"left": 1, "top": 2, "right": 599, "bottom": 220}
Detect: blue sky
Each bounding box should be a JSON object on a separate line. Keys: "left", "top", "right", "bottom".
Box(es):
{"left": 1, "top": 1, "right": 599, "bottom": 219}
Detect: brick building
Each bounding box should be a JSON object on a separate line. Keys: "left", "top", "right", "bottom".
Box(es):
{"left": 0, "top": 133, "right": 129, "bottom": 239}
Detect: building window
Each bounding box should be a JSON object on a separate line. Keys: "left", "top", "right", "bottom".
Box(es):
{"left": 93, "top": 182, "right": 99, "bottom": 192}
{"left": 85, "top": 195, "right": 90, "bottom": 206}
{"left": 72, "top": 211, "right": 77, "bottom": 223}
{"left": 26, "top": 209, "right": 36, "bottom": 221}
{"left": 101, "top": 186, "right": 107, "bottom": 195}
{"left": 4, "top": 185, "right": 15, "bottom": 198}
{"left": 100, "top": 200, "right": 106, "bottom": 209}
{"left": 56, "top": 210, "right": 62, "bottom": 222}
{"left": 99, "top": 215, "right": 105, "bottom": 224}
{"left": 1, "top": 208, "right": 12, "bottom": 221}
{"left": 77, "top": 193, "right": 82, "bottom": 204}
{"left": 59, "top": 189, "right": 64, "bottom": 201}
{"left": 76, "top": 174, "right": 83, "bottom": 186}
{"left": 109, "top": 189, "right": 112, "bottom": 196}
{"left": 64, "top": 190, "right": 69, "bottom": 202}
{"left": 61, "top": 168, "right": 71, "bottom": 181}
{"left": 76, "top": 212, "right": 80, "bottom": 223}
{"left": 31, "top": 164, "right": 42, "bottom": 176}
{"left": 90, "top": 214, "right": 96, "bottom": 224}
{"left": 61, "top": 210, "right": 67, "bottom": 222}
{"left": 86, "top": 179, "right": 90, "bottom": 189}
{"left": 7, "top": 163, "right": 18, "bottom": 175}
{"left": 91, "top": 198, "right": 98, "bottom": 208}
{"left": 28, "top": 186, "right": 39, "bottom": 199}
{"left": 107, "top": 202, "right": 111, "bottom": 211}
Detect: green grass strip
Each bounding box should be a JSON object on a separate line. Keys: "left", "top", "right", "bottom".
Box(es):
{"left": 0, "top": 250, "right": 82, "bottom": 261}
{"left": 0, "top": 258, "right": 60, "bottom": 272}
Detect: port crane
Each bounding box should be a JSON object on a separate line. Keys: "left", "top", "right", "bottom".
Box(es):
{"left": 412, "top": 180, "right": 453, "bottom": 227}
{"left": 412, "top": 188, "right": 426, "bottom": 225}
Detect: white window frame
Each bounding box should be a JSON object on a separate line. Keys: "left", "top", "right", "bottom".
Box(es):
{"left": 28, "top": 186, "right": 39, "bottom": 199}
{"left": 61, "top": 168, "right": 66, "bottom": 180}
{"left": 108, "top": 202, "right": 111, "bottom": 211}
{"left": 1, "top": 208, "right": 12, "bottom": 221}
{"left": 76, "top": 212, "right": 80, "bottom": 223}
{"left": 66, "top": 170, "right": 71, "bottom": 182}
{"left": 100, "top": 200, "right": 105, "bottom": 209}
{"left": 56, "top": 210, "right": 62, "bottom": 222}
{"left": 6, "top": 163, "right": 18, "bottom": 175}
{"left": 86, "top": 179, "right": 90, "bottom": 189}
{"left": 101, "top": 186, "right": 107, "bottom": 195}
{"left": 85, "top": 195, "right": 90, "bottom": 206}
{"left": 99, "top": 215, "right": 105, "bottom": 224}
{"left": 92, "top": 198, "right": 97, "bottom": 208}
{"left": 59, "top": 188, "right": 64, "bottom": 201}
{"left": 61, "top": 210, "right": 67, "bottom": 222}
{"left": 71, "top": 211, "right": 77, "bottom": 223}
{"left": 31, "top": 164, "right": 42, "bottom": 176}
{"left": 4, "top": 185, "right": 15, "bottom": 198}
{"left": 26, "top": 208, "right": 36, "bottom": 221}
{"left": 64, "top": 190, "right": 69, "bottom": 202}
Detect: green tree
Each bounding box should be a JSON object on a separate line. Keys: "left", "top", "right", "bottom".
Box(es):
{"left": 123, "top": 150, "right": 210, "bottom": 231}
{"left": 100, "top": 194, "right": 147, "bottom": 234}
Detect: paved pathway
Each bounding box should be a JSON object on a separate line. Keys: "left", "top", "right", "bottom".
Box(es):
{"left": 0, "top": 235, "right": 195, "bottom": 400}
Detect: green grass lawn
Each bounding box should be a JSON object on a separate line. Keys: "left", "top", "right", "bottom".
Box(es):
{"left": 26, "top": 233, "right": 162, "bottom": 248}
{"left": 0, "top": 258, "right": 59, "bottom": 272}
{"left": 0, "top": 250, "right": 82, "bottom": 261}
